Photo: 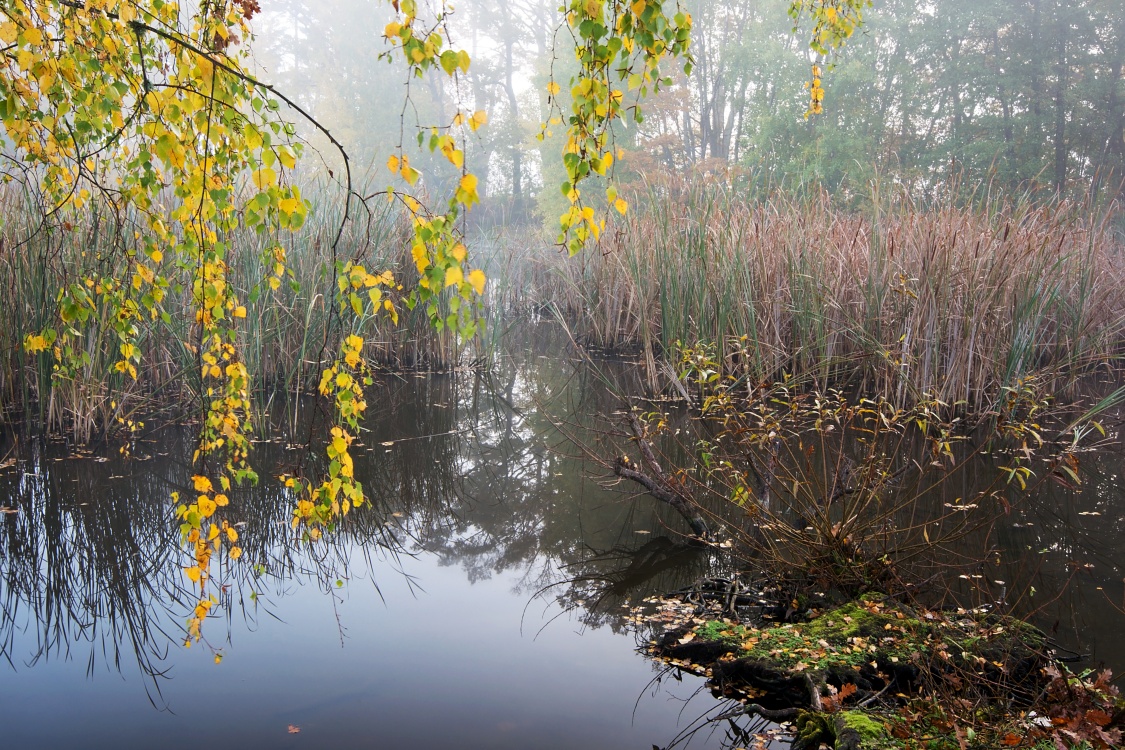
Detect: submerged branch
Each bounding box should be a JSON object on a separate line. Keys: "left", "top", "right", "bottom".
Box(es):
{"left": 614, "top": 412, "right": 710, "bottom": 540}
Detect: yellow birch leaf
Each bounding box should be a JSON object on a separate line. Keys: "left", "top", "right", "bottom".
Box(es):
{"left": 278, "top": 148, "right": 296, "bottom": 170}
{"left": 251, "top": 167, "right": 277, "bottom": 190}
{"left": 467, "top": 269, "right": 486, "bottom": 295}
{"left": 457, "top": 173, "right": 479, "bottom": 207}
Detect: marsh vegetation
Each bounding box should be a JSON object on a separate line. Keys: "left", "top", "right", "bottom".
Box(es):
{"left": 2, "top": 0, "right": 1125, "bottom": 748}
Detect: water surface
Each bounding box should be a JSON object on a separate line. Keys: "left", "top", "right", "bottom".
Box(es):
{"left": 1, "top": 325, "right": 1122, "bottom": 748}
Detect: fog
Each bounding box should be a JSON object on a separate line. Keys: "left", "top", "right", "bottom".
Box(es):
{"left": 246, "top": 0, "right": 1125, "bottom": 220}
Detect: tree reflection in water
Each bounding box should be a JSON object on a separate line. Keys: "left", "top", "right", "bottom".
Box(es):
{"left": 0, "top": 325, "right": 715, "bottom": 707}
{"left": 2, "top": 323, "right": 1121, "bottom": 748}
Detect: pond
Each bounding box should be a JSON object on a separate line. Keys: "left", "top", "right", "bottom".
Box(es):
{"left": 1, "top": 323, "right": 1122, "bottom": 748}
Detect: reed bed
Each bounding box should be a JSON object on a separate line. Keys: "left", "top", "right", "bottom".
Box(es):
{"left": 0, "top": 182, "right": 501, "bottom": 437}
{"left": 6, "top": 175, "right": 1123, "bottom": 436}
{"left": 544, "top": 183, "right": 1125, "bottom": 410}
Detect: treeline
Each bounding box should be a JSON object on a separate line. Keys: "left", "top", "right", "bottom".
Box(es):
{"left": 250, "top": 1, "right": 1124, "bottom": 214}
{"left": 629, "top": 0, "right": 1125, "bottom": 201}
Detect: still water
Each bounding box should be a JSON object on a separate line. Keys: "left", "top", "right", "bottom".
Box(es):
{"left": 0, "top": 328, "right": 740, "bottom": 749}
{"left": 1, "top": 324, "right": 1123, "bottom": 748}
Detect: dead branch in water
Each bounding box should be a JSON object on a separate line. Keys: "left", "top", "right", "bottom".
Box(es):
{"left": 614, "top": 412, "right": 710, "bottom": 540}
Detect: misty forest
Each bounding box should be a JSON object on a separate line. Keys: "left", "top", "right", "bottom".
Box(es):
{"left": 2, "top": 1, "right": 1125, "bottom": 748}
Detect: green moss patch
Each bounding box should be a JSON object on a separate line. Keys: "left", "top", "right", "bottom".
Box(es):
{"left": 659, "top": 594, "right": 1045, "bottom": 698}
{"left": 646, "top": 593, "right": 1119, "bottom": 748}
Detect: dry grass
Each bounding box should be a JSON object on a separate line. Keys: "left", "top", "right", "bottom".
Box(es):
{"left": 5, "top": 176, "right": 1123, "bottom": 436}
{"left": 545, "top": 182, "right": 1125, "bottom": 410}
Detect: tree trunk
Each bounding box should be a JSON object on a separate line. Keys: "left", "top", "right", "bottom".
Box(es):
{"left": 1054, "top": 15, "right": 1068, "bottom": 193}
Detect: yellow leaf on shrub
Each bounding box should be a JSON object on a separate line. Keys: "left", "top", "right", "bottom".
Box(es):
{"left": 467, "top": 269, "right": 486, "bottom": 295}
{"left": 251, "top": 167, "right": 276, "bottom": 190}
{"left": 444, "top": 266, "right": 463, "bottom": 287}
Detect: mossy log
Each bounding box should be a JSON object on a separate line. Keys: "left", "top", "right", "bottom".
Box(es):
{"left": 793, "top": 710, "right": 889, "bottom": 750}
{"left": 653, "top": 593, "right": 1048, "bottom": 714}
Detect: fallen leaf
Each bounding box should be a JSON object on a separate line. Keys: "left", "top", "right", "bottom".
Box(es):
{"left": 1086, "top": 709, "right": 1113, "bottom": 727}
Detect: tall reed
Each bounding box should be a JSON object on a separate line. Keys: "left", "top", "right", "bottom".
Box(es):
{"left": 544, "top": 182, "right": 1125, "bottom": 411}
{"left": 1, "top": 180, "right": 499, "bottom": 438}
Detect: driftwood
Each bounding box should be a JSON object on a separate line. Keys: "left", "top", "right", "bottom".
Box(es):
{"left": 614, "top": 413, "right": 710, "bottom": 540}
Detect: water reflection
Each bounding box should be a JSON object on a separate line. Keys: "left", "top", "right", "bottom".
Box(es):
{"left": 0, "top": 324, "right": 728, "bottom": 748}
{"left": 0, "top": 323, "right": 1122, "bottom": 748}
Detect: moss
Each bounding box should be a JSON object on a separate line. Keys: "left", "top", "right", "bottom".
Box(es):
{"left": 839, "top": 710, "right": 887, "bottom": 739}
{"left": 683, "top": 593, "right": 1042, "bottom": 680}
{"left": 655, "top": 593, "right": 1060, "bottom": 749}
{"left": 694, "top": 619, "right": 754, "bottom": 645}
{"left": 793, "top": 709, "right": 897, "bottom": 750}
{"left": 720, "top": 594, "right": 931, "bottom": 673}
